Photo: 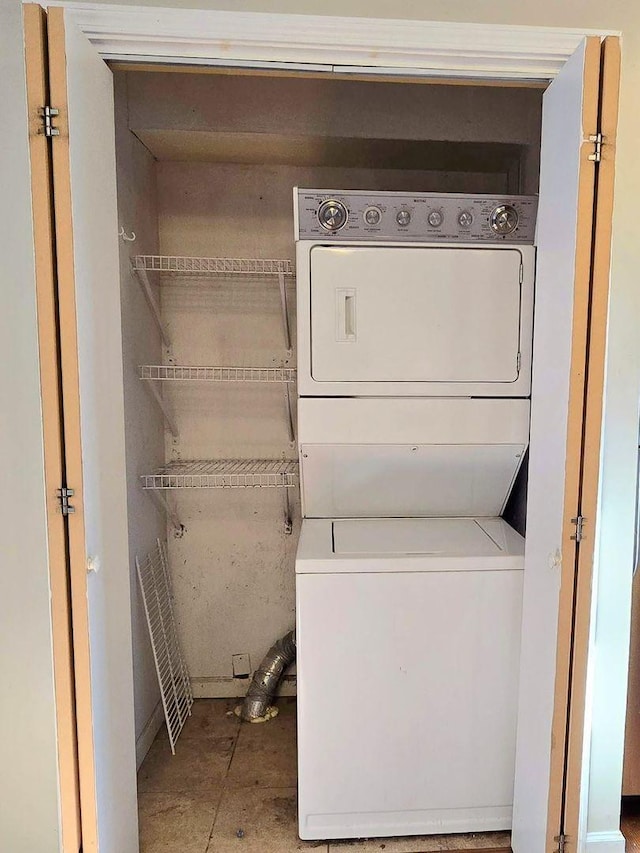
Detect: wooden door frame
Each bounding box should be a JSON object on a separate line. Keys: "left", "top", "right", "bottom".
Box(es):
{"left": 34, "top": 5, "right": 622, "bottom": 851}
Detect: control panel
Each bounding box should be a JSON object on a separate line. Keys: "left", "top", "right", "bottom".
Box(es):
{"left": 295, "top": 189, "right": 538, "bottom": 243}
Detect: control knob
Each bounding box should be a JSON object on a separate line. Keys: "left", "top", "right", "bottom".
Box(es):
{"left": 396, "top": 209, "right": 411, "bottom": 227}
{"left": 490, "top": 204, "right": 519, "bottom": 235}
{"left": 318, "top": 199, "right": 348, "bottom": 231}
{"left": 364, "top": 206, "right": 382, "bottom": 226}
{"left": 458, "top": 211, "right": 474, "bottom": 228}
{"left": 428, "top": 209, "right": 444, "bottom": 228}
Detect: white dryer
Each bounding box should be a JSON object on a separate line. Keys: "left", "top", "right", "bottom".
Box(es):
{"left": 293, "top": 189, "right": 537, "bottom": 841}
{"left": 295, "top": 189, "right": 537, "bottom": 398}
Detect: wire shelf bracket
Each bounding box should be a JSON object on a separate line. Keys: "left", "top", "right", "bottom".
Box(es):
{"left": 147, "top": 488, "right": 182, "bottom": 532}
{"left": 284, "top": 381, "right": 296, "bottom": 445}
{"left": 136, "top": 539, "right": 193, "bottom": 754}
{"left": 132, "top": 264, "right": 172, "bottom": 350}
{"left": 143, "top": 375, "right": 179, "bottom": 438}
{"left": 282, "top": 487, "right": 293, "bottom": 535}
{"left": 139, "top": 365, "right": 296, "bottom": 443}
{"left": 278, "top": 270, "right": 292, "bottom": 354}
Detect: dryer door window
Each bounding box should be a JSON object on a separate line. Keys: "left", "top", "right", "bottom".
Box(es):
{"left": 309, "top": 246, "right": 523, "bottom": 383}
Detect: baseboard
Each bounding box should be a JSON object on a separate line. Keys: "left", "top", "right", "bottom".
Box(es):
{"left": 135, "top": 700, "right": 165, "bottom": 768}
{"left": 192, "top": 674, "right": 297, "bottom": 699}
{"left": 584, "top": 829, "right": 626, "bottom": 852}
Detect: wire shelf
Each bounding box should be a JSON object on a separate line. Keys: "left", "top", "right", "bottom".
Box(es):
{"left": 141, "top": 459, "right": 299, "bottom": 490}
{"left": 140, "top": 365, "right": 297, "bottom": 383}
{"left": 136, "top": 539, "right": 193, "bottom": 755}
{"left": 133, "top": 256, "right": 294, "bottom": 277}
{"left": 131, "top": 255, "right": 294, "bottom": 351}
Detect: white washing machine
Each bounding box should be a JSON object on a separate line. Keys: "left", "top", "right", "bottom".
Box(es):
{"left": 296, "top": 516, "right": 524, "bottom": 840}
{"left": 293, "top": 190, "right": 537, "bottom": 840}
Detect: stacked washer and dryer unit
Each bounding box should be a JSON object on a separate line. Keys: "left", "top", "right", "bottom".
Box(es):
{"left": 293, "top": 189, "right": 538, "bottom": 841}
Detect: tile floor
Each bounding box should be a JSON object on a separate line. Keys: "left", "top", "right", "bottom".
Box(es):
{"left": 138, "top": 698, "right": 512, "bottom": 853}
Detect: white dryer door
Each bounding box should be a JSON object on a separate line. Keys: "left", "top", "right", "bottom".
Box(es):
{"left": 310, "top": 246, "right": 523, "bottom": 383}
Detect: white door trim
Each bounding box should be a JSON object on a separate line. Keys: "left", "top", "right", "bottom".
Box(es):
{"left": 43, "top": 2, "right": 618, "bottom": 81}
{"left": 584, "top": 830, "right": 626, "bottom": 853}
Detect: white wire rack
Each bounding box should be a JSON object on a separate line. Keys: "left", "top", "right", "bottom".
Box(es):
{"left": 140, "top": 364, "right": 297, "bottom": 443}
{"left": 142, "top": 460, "right": 297, "bottom": 534}
{"left": 136, "top": 539, "right": 193, "bottom": 755}
{"left": 133, "top": 256, "right": 294, "bottom": 277}
{"left": 140, "top": 364, "right": 296, "bottom": 383}
{"left": 131, "top": 255, "right": 295, "bottom": 353}
{"left": 142, "top": 459, "right": 298, "bottom": 490}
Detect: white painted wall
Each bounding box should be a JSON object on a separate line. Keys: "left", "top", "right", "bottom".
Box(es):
{"left": 127, "top": 71, "right": 542, "bottom": 193}
{"left": 113, "top": 74, "right": 165, "bottom": 764}
{"left": 125, "top": 70, "right": 543, "bottom": 142}
{"left": 0, "top": 2, "right": 62, "bottom": 850}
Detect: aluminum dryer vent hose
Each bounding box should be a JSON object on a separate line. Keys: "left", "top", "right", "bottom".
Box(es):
{"left": 239, "top": 629, "right": 296, "bottom": 723}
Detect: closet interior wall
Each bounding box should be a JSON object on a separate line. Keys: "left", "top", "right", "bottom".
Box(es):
{"left": 113, "top": 68, "right": 544, "bottom": 753}
{"left": 114, "top": 74, "right": 165, "bottom": 758}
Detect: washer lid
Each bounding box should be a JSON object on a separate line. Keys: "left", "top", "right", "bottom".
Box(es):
{"left": 332, "top": 517, "right": 523, "bottom": 557}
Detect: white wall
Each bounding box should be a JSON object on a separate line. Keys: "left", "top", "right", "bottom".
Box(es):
{"left": 0, "top": 2, "right": 62, "bottom": 850}
{"left": 113, "top": 75, "right": 166, "bottom": 763}
{"left": 126, "top": 71, "right": 542, "bottom": 193}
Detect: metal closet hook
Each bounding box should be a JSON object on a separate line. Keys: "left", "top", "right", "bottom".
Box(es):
{"left": 119, "top": 226, "right": 136, "bottom": 242}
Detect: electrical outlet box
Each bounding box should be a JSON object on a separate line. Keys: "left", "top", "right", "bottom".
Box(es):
{"left": 232, "top": 653, "right": 251, "bottom": 679}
